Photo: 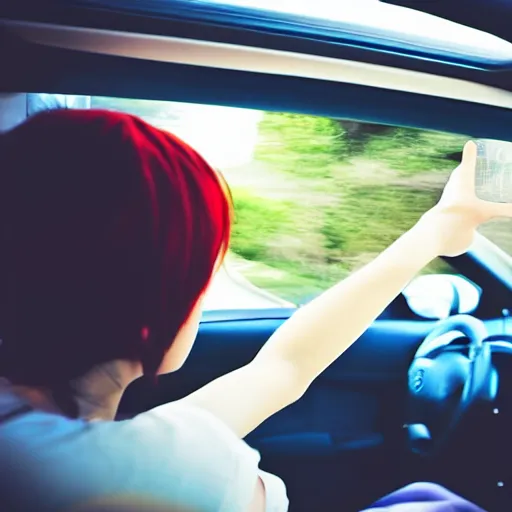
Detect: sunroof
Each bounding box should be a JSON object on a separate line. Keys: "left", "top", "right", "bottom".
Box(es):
{"left": 197, "top": 0, "right": 512, "bottom": 67}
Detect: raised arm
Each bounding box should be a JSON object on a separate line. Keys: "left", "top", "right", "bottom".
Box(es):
{"left": 177, "top": 142, "right": 512, "bottom": 438}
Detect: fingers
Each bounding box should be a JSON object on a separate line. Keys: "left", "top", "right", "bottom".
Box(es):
{"left": 491, "top": 202, "right": 512, "bottom": 218}
{"left": 482, "top": 200, "right": 512, "bottom": 220}
{"left": 445, "top": 140, "right": 476, "bottom": 195}
{"left": 462, "top": 140, "right": 477, "bottom": 166}
{"left": 460, "top": 140, "right": 478, "bottom": 186}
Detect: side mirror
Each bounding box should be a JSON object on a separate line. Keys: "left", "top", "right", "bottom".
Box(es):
{"left": 402, "top": 274, "right": 481, "bottom": 320}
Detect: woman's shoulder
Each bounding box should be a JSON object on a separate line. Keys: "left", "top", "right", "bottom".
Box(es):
{"left": 0, "top": 393, "right": 267, "bottom": 512}
{"left": 117, "top": 400, "right": 260, "bottom": 463}
{"left": 99, "top": 402, "right": 264, "bottom": 511}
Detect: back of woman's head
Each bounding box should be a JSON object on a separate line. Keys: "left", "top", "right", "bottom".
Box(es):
{"left": 0, "top": 109, "right": 231, "bottom": 391}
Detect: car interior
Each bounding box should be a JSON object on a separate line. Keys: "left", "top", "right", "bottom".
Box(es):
{"left": 2, "top": 1, "right": 512, "bottom": 511}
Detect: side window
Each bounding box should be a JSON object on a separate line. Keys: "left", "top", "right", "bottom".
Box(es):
{"left": 221, "top": 112, "right": 466, "bottom": 308}
{"left": 35, "top": 95, "right": 510, "bottom": 311}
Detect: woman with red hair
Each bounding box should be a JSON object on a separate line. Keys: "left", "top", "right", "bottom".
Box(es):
{"left": 0, "top": 109, "right": 505, "bottom": 511}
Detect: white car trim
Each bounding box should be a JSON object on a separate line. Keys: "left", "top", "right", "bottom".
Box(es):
{"left": 3, "top": 20, "right": 512, "bottom": 109}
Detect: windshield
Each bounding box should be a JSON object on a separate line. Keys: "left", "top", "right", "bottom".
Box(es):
{"left": 26, "top": 93, "right": 512, "bottom": 309}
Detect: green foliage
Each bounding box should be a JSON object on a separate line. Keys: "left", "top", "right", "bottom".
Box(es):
{"left": 230, "top": 188, "right": 292, "bottom": 261}
{"left": 255, "top": 113, "right": 348, "bottom": 178}
{"left": 363, "top": 127, "right": 468, "bottom": 175}
{"left": 321, "top": 208, "right": 348, "bottom": 251}
{"left": 322, "top": 184, "right": 440, "bottom": 256}
{"left": 231, "top": 112, "right": 470, "bottom": 303}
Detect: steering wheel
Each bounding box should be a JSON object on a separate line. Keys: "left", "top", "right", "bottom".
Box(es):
{"left": 405, "top": 314, "right": 496, "bottom": 456}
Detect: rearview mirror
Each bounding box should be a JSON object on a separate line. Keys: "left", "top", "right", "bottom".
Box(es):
{"left": 403, "top": 274, "right": 481, "bottom": 320}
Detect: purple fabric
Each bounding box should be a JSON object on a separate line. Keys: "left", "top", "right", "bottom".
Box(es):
{"left": 362, "top": 482, "right": 487, "bottom": 511}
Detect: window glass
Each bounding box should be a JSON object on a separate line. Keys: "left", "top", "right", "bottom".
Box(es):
{"left": 26, "top": 94, "right": 512, "bottom": 309}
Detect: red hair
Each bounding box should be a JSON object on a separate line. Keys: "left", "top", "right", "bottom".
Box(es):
{"left": 0, "top": 109, "right": 231, "bottom": 398}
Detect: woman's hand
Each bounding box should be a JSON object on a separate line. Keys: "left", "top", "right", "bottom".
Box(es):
{"left": 418, "top": 141, "right": 512, "bottom": 257}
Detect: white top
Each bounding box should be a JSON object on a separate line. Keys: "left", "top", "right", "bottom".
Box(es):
{"left": 0, "top": 388, "right": 289, "bottom": 512}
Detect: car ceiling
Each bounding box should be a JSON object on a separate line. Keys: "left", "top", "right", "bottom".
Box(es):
{"left": 2, "top": 0, "right": 512, "bottom": 92}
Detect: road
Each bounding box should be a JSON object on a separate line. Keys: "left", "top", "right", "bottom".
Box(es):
{"left": 203, "top": 265, "right": 294, "bottom": 310}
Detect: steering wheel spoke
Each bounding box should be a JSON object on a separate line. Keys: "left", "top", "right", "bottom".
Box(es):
{"left": 405, "top": 315, "right": 493, "bottom": 457}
